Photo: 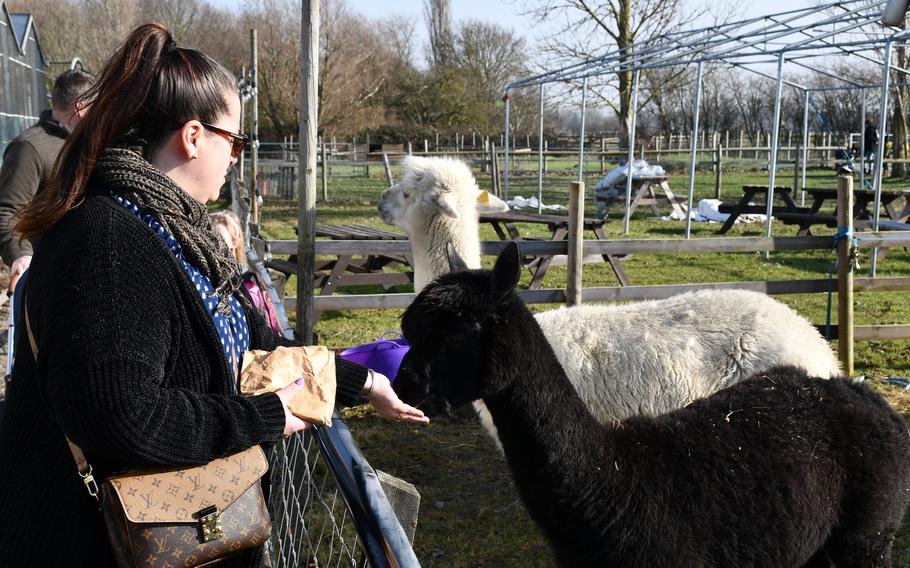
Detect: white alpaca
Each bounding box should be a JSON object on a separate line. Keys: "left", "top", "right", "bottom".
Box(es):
{"left": 379, "top": 156, "right": 841, "bottom": 443}
{"left": 378, "top": 156, "right": 508, "bottom": 292}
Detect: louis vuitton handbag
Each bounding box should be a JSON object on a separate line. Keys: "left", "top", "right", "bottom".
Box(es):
{"left": 98, "top": 446, "right": 272, "bottom": 567}
{"left": 25, "top": 305, "right": 272, "bottom": 567}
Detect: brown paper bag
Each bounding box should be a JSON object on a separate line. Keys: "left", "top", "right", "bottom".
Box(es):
{"left": 239, "top": 345, "right": 336, "bottom": 426}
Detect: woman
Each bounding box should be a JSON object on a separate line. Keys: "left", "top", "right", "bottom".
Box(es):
{"left": 0, "top": 23, "right": 426, "bottom": 566}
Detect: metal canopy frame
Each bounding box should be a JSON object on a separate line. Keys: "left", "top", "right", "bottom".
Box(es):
{"left": 501, "top": 0, "right": 910, "bottom": 274}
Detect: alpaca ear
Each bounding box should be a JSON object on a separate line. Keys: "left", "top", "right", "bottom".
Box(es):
{"left": 430, "top": 190, "right": 460, "bottom": 218}
{"left": 446, "top": 241, "right": 470, "bottom": 272}
{"left": 491, "top": 241, "right": 520, "bottom": 293}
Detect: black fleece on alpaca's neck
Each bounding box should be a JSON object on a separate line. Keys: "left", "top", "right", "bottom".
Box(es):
{"left": 482, "top": 297, "right": 615, "bottom": 558}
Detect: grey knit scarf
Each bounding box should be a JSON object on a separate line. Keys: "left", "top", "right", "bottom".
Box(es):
{"left": 91, "top": 147, "right": 241, "bottom": 314}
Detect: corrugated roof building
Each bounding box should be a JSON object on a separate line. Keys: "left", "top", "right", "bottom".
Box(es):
{"left": 0, "top": 1, "right": 48, "bottom": 155}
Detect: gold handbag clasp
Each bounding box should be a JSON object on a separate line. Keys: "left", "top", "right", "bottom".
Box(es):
{"left": 198, "top": 505, "right": 223, "bottom": 543}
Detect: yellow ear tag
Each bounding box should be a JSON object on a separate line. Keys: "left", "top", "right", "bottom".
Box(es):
{"left": 477, "top": 191, "right": 491, "bottom": 204}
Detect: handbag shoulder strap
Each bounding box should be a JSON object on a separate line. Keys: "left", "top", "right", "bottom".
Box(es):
{"left": 23, "top": 300, "right": 100, "bottom": 501}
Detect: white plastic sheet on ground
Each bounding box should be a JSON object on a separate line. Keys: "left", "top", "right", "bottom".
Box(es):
{"left": 507, "top": 195, "right": 564, "bottom": 211}
{"left": 661, "top": 199, "right": 770, "bottom": 224}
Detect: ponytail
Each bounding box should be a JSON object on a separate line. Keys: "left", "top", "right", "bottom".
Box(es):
{"left": 17, "top": 23, "right": 236, "bottom": 240}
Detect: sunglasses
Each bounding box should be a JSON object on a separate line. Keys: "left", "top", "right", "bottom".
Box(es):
{"left": 198, "top": 121, "right": 249, "bottom": 158}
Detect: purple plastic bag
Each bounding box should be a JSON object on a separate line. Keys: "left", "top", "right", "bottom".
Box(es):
{"left": 339, "top": 331, "right": 410, "bottom": 384}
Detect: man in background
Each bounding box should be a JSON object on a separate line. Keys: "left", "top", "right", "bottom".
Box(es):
{"left": 0, "top": 69, "right": 94, "bottom": 294}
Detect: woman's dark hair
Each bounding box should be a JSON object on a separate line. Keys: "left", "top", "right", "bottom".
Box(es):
{"left": 18, "top": 23, "right": 236, "bottom": 239}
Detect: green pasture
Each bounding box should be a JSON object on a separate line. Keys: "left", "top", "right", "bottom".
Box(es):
{"left": 253, "top": 164, "right": 910, "bottom": 567}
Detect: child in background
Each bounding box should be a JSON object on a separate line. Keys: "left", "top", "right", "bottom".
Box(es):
{"left": 209, "top": 210, "right": 283, "bottom": 334}
{"left": 209, "top": 210, "right": 247, "bottom": 268}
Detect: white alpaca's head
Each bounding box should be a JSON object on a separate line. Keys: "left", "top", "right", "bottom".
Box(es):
{"left": 377, "top": 156, "right": 507, "bottom": 235}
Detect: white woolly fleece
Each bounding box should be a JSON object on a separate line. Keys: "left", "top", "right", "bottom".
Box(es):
{"left": 379, "top": 157, "right": 841, "bottom": 448}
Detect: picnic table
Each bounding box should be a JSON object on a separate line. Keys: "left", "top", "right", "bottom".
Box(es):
{"left": 594, "top": 176, "right": 687, "bottom": 220}
{"left": 716, "top": 185, "right": 806, "bottom": 234}
{"left": 479, "top": 210, "right": 631, "bottom": 289}
{"left": 775, "top": 188, "right": 910, "bottom": 236}
{"left": 266, "top": 224, "right": 413, "bottom": 295}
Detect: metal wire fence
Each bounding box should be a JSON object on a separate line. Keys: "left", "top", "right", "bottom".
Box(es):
{"left": 268, "top": 428, "right": 368, "bottom": 568}
{"left": 245, "top": 243, "right": 420, "bottom": 568}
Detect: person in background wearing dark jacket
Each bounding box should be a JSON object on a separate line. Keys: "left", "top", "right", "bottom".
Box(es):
{"left": 0, "top": 23, "right": 426, "bottom": 567}
{"left": 0, "top": 69, "right": 94, "bottom": 294}
{"left": 863, "top": 119, "right": 879, "bottom": 175}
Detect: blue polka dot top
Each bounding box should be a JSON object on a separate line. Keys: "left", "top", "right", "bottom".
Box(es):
{"left": 110, "top": 192, "right": 250, "bottom": 389}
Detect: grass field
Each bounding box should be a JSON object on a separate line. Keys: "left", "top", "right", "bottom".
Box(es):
{"left": 254, "top": 162, "right": 910, "bottom": 567}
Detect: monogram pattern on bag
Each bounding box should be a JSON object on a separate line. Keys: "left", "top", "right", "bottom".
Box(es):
{"left": 120, "top": 486, "right": 271, "bottom": 568}
{"left": 101, "top": 447, "right": 271, "bottom": 568}
{"left": 108, "top": 447, "right": 267, "bottom": 524}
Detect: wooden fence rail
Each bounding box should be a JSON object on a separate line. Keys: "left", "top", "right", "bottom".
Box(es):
{"left": 260, "top": 235, "right": 836, "bottom": 257}
{"left": 282, "top": 277, "right": 910, "bottom": 313}
{"left": 254, "top": 231, "right": 910, "bottom": 349}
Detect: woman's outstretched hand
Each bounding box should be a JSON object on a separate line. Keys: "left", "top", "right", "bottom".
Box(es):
{"left": 365, "top": 371, "right": 430, "bottom": 425}
{"left": 275, "top": 378, "right": 313, "bottom": 436}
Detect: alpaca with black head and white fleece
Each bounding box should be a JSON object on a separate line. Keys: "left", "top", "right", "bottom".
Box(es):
{"left": 382, "top": 157, "right": 841, "bottom": 449}
{"left": 400, "top": 242, "right": 910, "bottom": 568}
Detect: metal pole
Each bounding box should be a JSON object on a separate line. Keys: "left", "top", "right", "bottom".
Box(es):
{"left": 537, "top": 83, "right": 545, "bottom": 214}
{"left": 801, "top": 90, "right": 810, "bottom": 206}
{"left": 859, "top": 89, "right": 866, "bottom": 191}
{"left": 297, "top": 1, "right": 319, "bottom": 344}
{"left": 578, "top": 76, "right": 588, "bottom": 183}
{"left": 765, "top": 52, "right": 786, "bottom": 240}
{"left": 503, "top": 93, "right": 511, "bottom": 200}
{"left": 871, "top": 40, "right": 892, "bottom": 276}
{"left": 250, "top": 30, "right": 259, "bottom": 227}
{"left": 624, "top": 70, "right": 640, "bottom": 234}
{"left": 685, "top": 62, "right": 704, "bottom": 238}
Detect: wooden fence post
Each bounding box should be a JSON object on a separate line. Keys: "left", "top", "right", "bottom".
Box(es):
{"left": 567, "top": 181, "right": 585, "bottom": 306}
{"left": 544, "top": 139, "right": 548, "bottom": 174}
{"left": 383, "top": 153, "right": 394, "bottom": 187}
{"left": 837, "top": 174, "right": 854, "bottom": 374}
{"left": 321, "top": 142, "right": 328, "bottom": 202}
{"left": 714, "top": 144, "right": 723, "bottom": 199}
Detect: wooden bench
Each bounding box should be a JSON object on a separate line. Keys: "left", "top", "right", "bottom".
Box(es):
{"left": 717, "top": 186, "right": 806, "bottom": 234}
{"left": 266, "top": 224, "right": 414, "bottom": 295}
{"left": 595, "top": 176, "right": 687, "bottom": 220}
{"left": 479, "top": 211, "right": 631, "bottom": 289}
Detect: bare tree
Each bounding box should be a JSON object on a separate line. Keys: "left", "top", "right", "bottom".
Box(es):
{"left": 378, "top": 15, "right": 418, "bottom": 72}
{"left": 522, "top": 0, "right": 729, "bottom": 147}
{"left": 455, "top": 20, "right": 527, "bottom": 132}
{"left": 138, "top": 0, "right": 201, "bottom": 42}
{"left": 318, "top": 0, "right": 397, "bottom": 135}
{"left": 890, "top": 16, "right": 910, "bottom": 178}
{"left": 424, "top": 0, "right": 454, "bottom": 67}
{"left": 9, "top": 0, "right": 140, "bottom": 72}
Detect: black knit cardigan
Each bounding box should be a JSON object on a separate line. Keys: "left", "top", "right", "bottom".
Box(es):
{"left": 0, "top": 194, "right": 367, "bottom": 566}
